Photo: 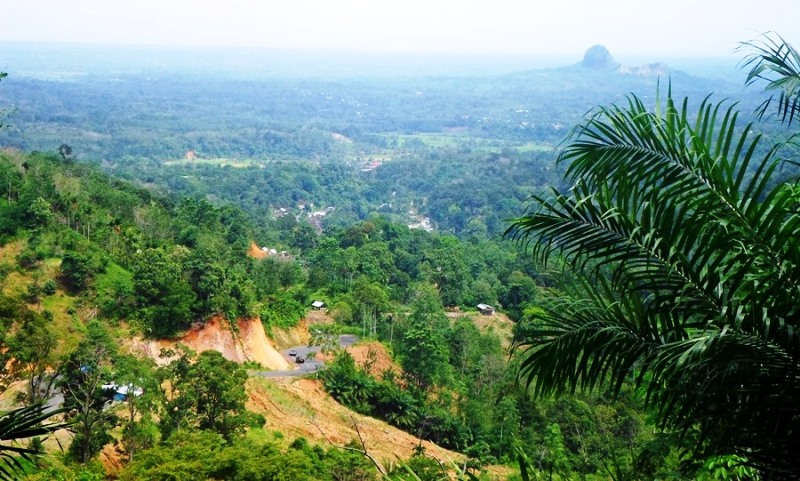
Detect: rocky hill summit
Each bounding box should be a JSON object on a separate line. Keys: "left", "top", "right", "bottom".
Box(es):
{"left": 581, "top": 45, "right": 618, "bottom": 70}
{"left": 580, "top": 45, "right": 671, "bottom": 77}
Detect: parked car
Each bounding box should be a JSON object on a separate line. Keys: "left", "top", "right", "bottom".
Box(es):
{"left": 289, "top": 349, "right": 297, "bottom": 356}
{"left": 295, "top": 357, "right": 305, "bottom": 364}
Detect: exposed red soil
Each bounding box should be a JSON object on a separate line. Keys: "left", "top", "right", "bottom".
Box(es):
{"left": 321, "top": 340, "right": 402, "bottom": 377}
{"left": 99, "top": 443, "right": 125, "bottom": 478}
{"left": 129, "top": 315, "right": 289, "bottom": 370}
{"left": 247, "top": 377, "right": 459, "bottom": 467}
{"left": 304, "top": 309, "right": 334, "bottom": 325}
{"left": 246, "top": 377, "right": 512, "bottom": 479}
{"left": 247, "top": 241, "right": 268, "bottom": 259}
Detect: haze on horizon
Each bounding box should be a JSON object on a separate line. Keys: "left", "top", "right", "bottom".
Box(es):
{"left": 2, "top": 0, "right": 798, "bottom": 59}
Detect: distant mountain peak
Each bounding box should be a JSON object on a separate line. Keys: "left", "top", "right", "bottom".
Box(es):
{"left": 577, "top": 45, "right": 672, "bottom": 77}
{"left": 581, "top": 45, "right": 617, "bottom": 70}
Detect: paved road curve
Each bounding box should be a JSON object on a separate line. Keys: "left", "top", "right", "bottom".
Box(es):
{"left": 250, "top": 334, "right": 358, "bottom": 378}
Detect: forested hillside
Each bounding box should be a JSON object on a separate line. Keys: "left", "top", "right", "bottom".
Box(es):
{"left": 0, "top": 42, "right": 782, "bottom": 481}
{"left": 0, "top": 45, "right": 758, "bottom": 239}
{"left": 0, "top": 144, "right": 667, "bottom": 480}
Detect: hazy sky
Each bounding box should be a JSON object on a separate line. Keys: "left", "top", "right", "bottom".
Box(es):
{"left": 2, "top": 0, "right": 798, "bottom": 57}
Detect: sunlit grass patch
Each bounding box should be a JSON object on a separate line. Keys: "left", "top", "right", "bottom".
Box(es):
{"left": 39, "top": 288, "right": 84, "bottom": 355}
{"left": 396, "top": 132, "right": 467, "bottom": 148}
{"left": 0, "top": 239, "right": 25, "bottom": 264}
{"left": 2, "top": 271, "right": 29, "bottom": 298}
{"left": 163, "top": 157, "right": 265, "bottom": 168}
{"left": 515, "top": 141, "right": 553, "bottom": 152}
{"left": 392, "top": 132, "right": 552, "bottom": 154}
{"left": 247, "top": 377, "right": 315, "bottom": 418}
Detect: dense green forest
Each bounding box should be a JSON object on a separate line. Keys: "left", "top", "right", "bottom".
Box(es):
{"left": 0, "top": 140, "right": 670, "bottom": 481}
{"left": 1, "top": 40, "right": 792, "bottom": 481}
{"left": 0, "top": 46, "right": 759, "bottom": 239}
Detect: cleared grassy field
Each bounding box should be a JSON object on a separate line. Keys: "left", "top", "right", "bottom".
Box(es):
{"left": 159, "top": 133, "right": 552, "bottom": 168}
{"left": 514, "top": 142, "right": 554, "bottom": 152}
{"left": 393, "top": 132, "right": 552, "bottom": 153}
{"left": 163, "top": 157, "right": 267, "bottom": 168}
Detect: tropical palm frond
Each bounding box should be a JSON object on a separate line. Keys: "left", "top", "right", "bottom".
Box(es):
{"left": 740, "top": 32, "right": 800, "bottom": 126}
{"left": 515, "top": 276, "right": 659, "bottom": 397}
{"left": 0, "top": 403, "right": 69, "bottom": 481}
{"left": 508, "top": 84, "right": 800, "bottom": 478}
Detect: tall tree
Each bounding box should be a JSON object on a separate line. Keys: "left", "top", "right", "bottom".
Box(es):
{"left": 58, "top": 321, "right": 118, "bottom": 464}
{"left": 7, "top": 311, "right": 59, "bottom": 405}
{"left": 0, "top": 72, "right": 8, "bottom": 130}
{"left": 130, "top": 247, "right": 196, "bottom": 336}
{"left": 0, "top": 296, "right": 20, "bottom": 394}
{"left": 397, "top": 286, "right": 450, "bottom": 392}
{"left": 158, "top": 349, "right": 255, "bottom": 441}
{"left": 0, "top": 295, "right": 68, "bottom": 480}
{"left": 508, "top": 35, "right": 800, "bottom": 479}
{"left": 114, "top": 354, "right": 159, "bottom": 462}
{"left": 350, "top": 278, "right": 390, "bottom": 338}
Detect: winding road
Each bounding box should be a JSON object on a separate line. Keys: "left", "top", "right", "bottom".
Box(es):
{"left": 250, "top": 334, "right": 358, "bottom": 378}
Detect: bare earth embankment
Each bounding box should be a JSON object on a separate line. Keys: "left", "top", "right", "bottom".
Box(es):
{"left": 246, "top": 376, "right": 465, "bottom": 469}
{"left": 129, "top": 315, "right": 289, "bottom": 370}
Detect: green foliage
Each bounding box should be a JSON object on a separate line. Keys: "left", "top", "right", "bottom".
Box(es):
{"left": 321, "top": 350, "right": 374, "bottom": 411}
{"left": 27, "top": 461, "right": 106, "bottom": 481}
{"left": 25, "top": 197, "right": 53, "bottom": 229}
{"left": 699, "top": 454, "right": 761, "bottom": 481}
{"left": 396, "top": 286, "right": 451, "bottom": 392}
{"left": 0, "top": 150, "right": 271, "bottom": 338}
{"left": 120, "top": 429, "right": 376, "bottom": 481}
{"left": 158, "top": 350, "right": 256, "bottom": 441}
{"left": 321, "top": 350, "right": 427, "bottom": 439}
{"left": 93, "top": 262, "right": 135, "bottom": 320}
{"left": 421, "top": 238, "right": 469, "bottom": 307}
{"left": 1, "top": 51, "right": 751, "bottom": 239}
{"left": 113, "top": 354, "right": 160, "bottom": 462}
{"left": 6, "top": 311, "right": 58, "bottom": 405}
{"left": 260, "top": 289, "right": 306, "bottom": 333}
{"left": 307, "top": 217, "right": 539, "bottom": 314}
{"left": 349, "top": 277, "right": 391, "bottom": 337}
{"left": 250, "top": 257, "right": 305, "bottom": 298}
{"left": 509, "top": 42, "right": 800, "bottom": 478}
{"left": 320, "top": 346, "right": 476, "bottom": 453}
{"left": 0, "top": 403, "right": 69, "bottom": 481}
{"left": 60, "top": 251, "right": 104, "bottom": 293}
{"left": 0, "top": 48, "right": 724, "bottom": 481}
{"left": 119, "top": 430, "right": 227, "bottom": 481}
{"left": 741, "top": 32, "right": 800, "bottom": 126}
{"left": 58, "top": 321, "right": 118, "bottom": 464}
{"left": 541, "top": 424, "right": 569, "bottom": 481}
{"left": 389, "top": 454, "right": 446, "bottom": 481}
{"left": 130, "top": 247, "right": 197, "bottom": 336}
{"left": 499, "top": 271, "right": 538, "bottom": 321}
{"left": 41, "top": 279, "right": 56, "bottom": 296}
{"left": 0, "top": 71, "right": 7, "bottom": 127}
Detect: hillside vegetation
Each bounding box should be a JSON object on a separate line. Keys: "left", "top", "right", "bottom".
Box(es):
{"left": 0, "top": 144, "right": 665, "bottom": 480}
{"left": 1, "top": 43, "right": 780, "bottom": 480}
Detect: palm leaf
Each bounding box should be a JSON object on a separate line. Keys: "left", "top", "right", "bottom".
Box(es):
{"left": 508, "top": 84, "right": 800, "bottom": 479}
{"left": 0, "top": 403, "right": 69, "bottom": 481}
{"left": 740, "top": 32, "right": 800, "bottom": 126}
